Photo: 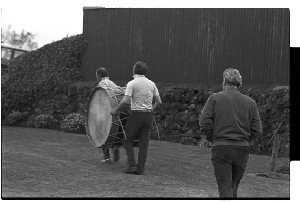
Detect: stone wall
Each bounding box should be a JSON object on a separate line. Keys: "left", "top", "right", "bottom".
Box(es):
{"left": 32, "top": 82, "right": 290, "bottom": 157}
{"left": 151, "top": 84, "right": 290, "bottom": 157}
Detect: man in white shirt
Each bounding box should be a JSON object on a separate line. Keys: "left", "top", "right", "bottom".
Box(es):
{"left": 111, "top": 61, "right": 162, "bottom": 175}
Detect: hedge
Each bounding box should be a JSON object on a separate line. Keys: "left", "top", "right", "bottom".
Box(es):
{"left": 1, "top": 34, "right": 88, "bottom": 119}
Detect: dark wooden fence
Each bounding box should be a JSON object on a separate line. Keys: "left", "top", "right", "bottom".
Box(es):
{"left": 81, "top": 8, "right": 289, "bottom": 85}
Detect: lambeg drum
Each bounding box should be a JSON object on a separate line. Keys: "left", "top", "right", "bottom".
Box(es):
{"left": 86, "top": 86, "right": 127, "bottom": 148}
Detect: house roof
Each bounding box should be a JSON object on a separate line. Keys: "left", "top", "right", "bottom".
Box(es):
{"left": 83, "top": 6, "right": 106, "bottom": 10}
{"left": 1, "top": 43, "right": 29, "bottom": 52}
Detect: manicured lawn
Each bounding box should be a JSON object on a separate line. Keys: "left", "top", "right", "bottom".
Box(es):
{"left": 1, "top": 127, "right": 289, "bottom": 198}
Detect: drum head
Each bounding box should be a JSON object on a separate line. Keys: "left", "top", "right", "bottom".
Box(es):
{"left": 86, "top": 87, "right": 113, "bottom": 147}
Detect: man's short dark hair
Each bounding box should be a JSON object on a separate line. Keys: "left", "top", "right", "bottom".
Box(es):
{"left": 96, "top": 67, "right": 108, "bottom": 77}
{"left": 133, "top": 61, "right": 147, "bottom": 75}
{"left": 224, "top": 79, "right": 241, "bottom": 87}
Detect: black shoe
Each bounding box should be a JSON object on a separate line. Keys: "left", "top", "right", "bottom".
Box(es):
{"left": 125, "top": 166, "right": 137, "bottom": 174}
{"left": 135, "top": 164, "right": 144, "bottom": 175}
{"left": 134, "top": 170, "right": 143, "bottom": 175}
{"left": 113, "top": 148, "right": 120, "bottom": 162}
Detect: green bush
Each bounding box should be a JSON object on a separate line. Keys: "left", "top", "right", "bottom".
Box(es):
{"left": 26, "top": 114, "right": 38, "bottom": 128}
{"left": 34, "top": 114, "right": 59, "bottom": 129}
{"left": 2, "top": 111, "right": 28, "bottom": 126}
{"left": 1, "top": 34, "right": 87, "bottom": 116}
{"left": 61, "top": 113, "right": 86, "bottom": 134}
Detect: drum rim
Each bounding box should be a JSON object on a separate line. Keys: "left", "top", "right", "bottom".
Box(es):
{"left": 85, "top": 86, "right": 112, "bottom": 148}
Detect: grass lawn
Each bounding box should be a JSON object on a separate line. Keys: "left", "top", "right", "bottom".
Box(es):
{"left": 1, "top": 126, "right": 290, "bottom": 198}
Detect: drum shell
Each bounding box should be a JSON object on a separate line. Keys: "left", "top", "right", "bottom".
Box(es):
{"left": 86, "top": 86, "right": 124, "bottom": 148}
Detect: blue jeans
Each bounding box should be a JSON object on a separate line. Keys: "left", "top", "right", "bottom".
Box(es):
{"left": 211, "top": 145, "right": 249, "bottom": 198}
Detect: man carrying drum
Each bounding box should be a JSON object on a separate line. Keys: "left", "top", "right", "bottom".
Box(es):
{"left": 111, "top": 61, "right": 162, "bottom": 175}
{"left": 96, "top": 67, "right": 125, "bottom": 163}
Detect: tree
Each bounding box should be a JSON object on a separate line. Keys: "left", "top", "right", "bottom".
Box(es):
{"left": 1, "top": 25, "right": 38, "bottom": 51}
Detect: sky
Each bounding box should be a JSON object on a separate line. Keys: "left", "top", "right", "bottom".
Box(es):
{"left": 1, "top": 0, "right": 300, "bottom": 48}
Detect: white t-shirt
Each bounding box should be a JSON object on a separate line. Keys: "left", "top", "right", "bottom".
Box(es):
{"left": 125, "top": 75, "right": 159, "bottom": 111}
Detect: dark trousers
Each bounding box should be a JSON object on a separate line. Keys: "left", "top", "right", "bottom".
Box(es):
{"left": 100, "top": 111, "right": 127, "bottom": 159}
{"left": 123, "top": 112, "right": 153, "bottom": 174}
{"left": 101, "top": 145, "right": 110, "bottom": 159}
{"left": 211, "top": 146, "right": 249, "bottom": 198}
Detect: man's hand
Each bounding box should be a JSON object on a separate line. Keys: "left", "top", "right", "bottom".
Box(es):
{"left": 111, "top": 95, "right": 130, "bottom": 115}
{"left": 198, "top": 138, "right": 212, "bottom": 148}
{"left": 110, "top": 108, "right": 118, "bottom": 115}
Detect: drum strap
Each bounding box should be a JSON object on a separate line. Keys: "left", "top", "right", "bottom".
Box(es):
{"left": 110, "top": 87, "right": 128, "bottom": 141}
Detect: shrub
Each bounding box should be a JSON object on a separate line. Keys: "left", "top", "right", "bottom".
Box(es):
{"left": 26, "top": 114, "right": 38, "bottom": 128}
{"left": 34, "top": 114, "right": 59, "bottom": 129}
{"left": 61, "top": 113, "right": 86, "bottom": 134}
{"left": 1, "top": 34, "right": 88, "bottom": 114}
{"left": 2, "top": 111, "right": 27, "bottom": 126}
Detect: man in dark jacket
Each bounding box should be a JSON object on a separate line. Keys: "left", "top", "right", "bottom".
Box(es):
{"left": 199, "top": 68, "right": 262, "bottom": 198}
